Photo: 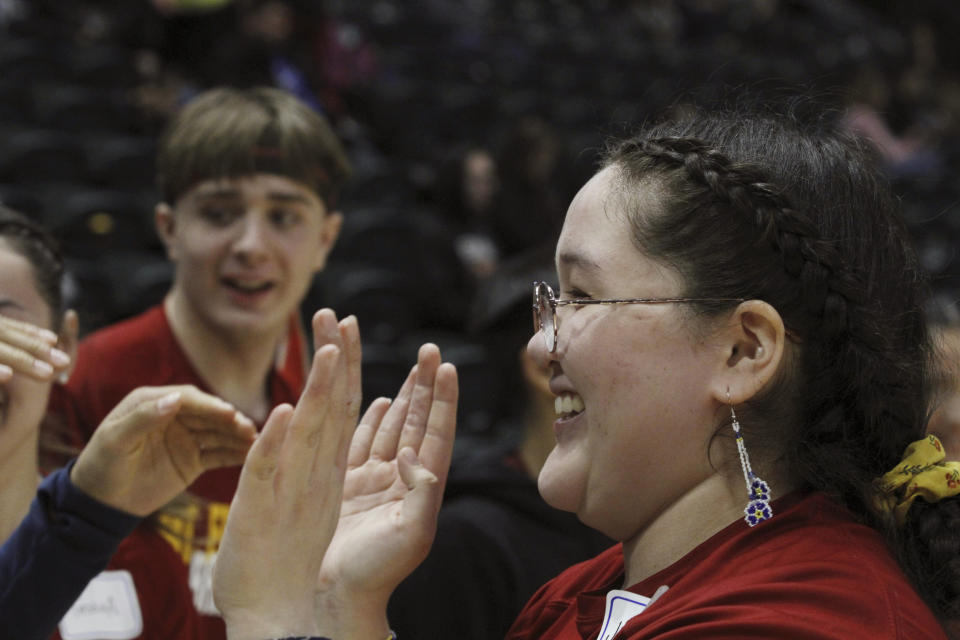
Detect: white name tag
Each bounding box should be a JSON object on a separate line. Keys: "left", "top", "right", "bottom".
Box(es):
{"left": 597, "top": 589, "right": 651, "bottom": 640}
{"left": 58, "top": 570, "right": 143, "bottom": 640}
{"left": 189, "top": 550, "right": 220, "bottom": 615}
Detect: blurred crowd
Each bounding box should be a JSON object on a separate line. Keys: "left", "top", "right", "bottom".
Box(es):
{"left": 1, "top": 0, "right": 960, "bottom": 436}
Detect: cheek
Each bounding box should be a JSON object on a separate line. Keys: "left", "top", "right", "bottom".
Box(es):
{"left": 0, "top": 378, "right": 51, "bottom": 449}
{"left": 175, "top": 220, "right": 237, "bottom": 257}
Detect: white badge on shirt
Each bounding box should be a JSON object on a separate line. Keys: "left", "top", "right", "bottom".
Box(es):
{"left": 597, "top": 589, "right": 652, "bottom": 640}
{"left": 58, "top": 570, "right": 143, "bottom": 640}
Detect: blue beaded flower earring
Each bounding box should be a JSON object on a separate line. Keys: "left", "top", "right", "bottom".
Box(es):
{"left": 729, "top": 402, "right": 773, "bottom": 527}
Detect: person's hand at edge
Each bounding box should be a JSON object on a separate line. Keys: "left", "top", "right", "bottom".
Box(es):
{"left": 70, "top": 385, "right": 257, "bottom": 517}
{"left": 0, "top": 314, "right": 72, "bottom": 382}
{"left": 215, "top": 310, "right": 361, "bottom": 640}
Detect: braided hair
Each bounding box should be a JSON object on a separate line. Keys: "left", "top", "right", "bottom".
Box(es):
{"left": 0, "top": 206, "right": 64, "bottom": 329}
{"left": 602, "top": 106, "right": 959, "bottom": 619}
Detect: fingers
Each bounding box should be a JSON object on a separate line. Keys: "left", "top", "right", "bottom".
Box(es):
{"left": 396, "top": 446, "right": 443, "bottom": 553}
{"left": 235, "top": 403, "right": 294, "bottom": 501}
{"left": 312, "top": 309, "right": 362, "bottom": 465}
{"left": 0, "top": 316, "right": 70, "bottom": 382}
{"left": 396, "top": 344, "right": 441, "bottom": 454}
{"left": 102, "top": 385, "right": 257, "bottom": 448}
{"left": 338, "top": 315, "right": 362, "bottom": 428}
{"left": 416, "top": 363, "right": 459, "bottom": 486}
{"left": 99, "top": 388, "right": 185, "bottom": 446}
{"left": 189, "top": 428, "right": 258, "bottom": 455}
{"left": 198, "top": 447, "right": 253, "bottom": 470}
{"left": 369, "top": 366, "right": 417, "bottom": 461}
{"left": 348, "top": 397, "right": 392, "bottom": 467}
{"left": 283, "top": 344, "right": 342, "bottom": 484}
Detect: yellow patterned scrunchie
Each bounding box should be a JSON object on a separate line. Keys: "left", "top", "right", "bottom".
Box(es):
{"left": 874, "top": 435, "right": 960, "bottom": 525}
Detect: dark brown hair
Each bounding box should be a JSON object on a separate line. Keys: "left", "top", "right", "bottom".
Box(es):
{"left": 603, "top": 103, "right": 958, "bottom": 619}
{"left": 156, "top": 86, "right": 352, "bottom": 207}
{"left": 0, "top": 206, "right": 64, "bottom": 329}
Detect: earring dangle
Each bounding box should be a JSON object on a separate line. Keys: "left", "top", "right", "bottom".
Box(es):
{"left": 730, "top": 404, "right": 773, "bottom": 526}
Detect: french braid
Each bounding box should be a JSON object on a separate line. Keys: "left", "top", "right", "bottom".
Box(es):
{"left": 604, "top": 108, "right": 958, "bottom": 619}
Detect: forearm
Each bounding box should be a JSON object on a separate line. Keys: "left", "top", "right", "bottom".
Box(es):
{"left": 0, "top": 462, "right": 141, "bottom": 639}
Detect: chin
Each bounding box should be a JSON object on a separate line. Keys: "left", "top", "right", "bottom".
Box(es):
{"left": 537, "top": 452, "right": 586, "bottom": 514}
{"left": 217, "top": 309, "right": 285, "bottom": 335}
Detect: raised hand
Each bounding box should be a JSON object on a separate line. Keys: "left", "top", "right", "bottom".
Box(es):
{"left": 0, "top": 314, "right": 72, "bottom": 382}
{"left": 315, "top": 343, "right": 459, "bottom": 640}
{"left": 214, "top": 310, "right": 361, "bottom": 640}
{"left": 70, "top": 385, "right": 257, "bottom": 517}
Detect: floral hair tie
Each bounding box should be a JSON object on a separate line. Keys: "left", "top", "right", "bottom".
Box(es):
{"left": 874, "top": 434, "right": 960, "bottom": 525}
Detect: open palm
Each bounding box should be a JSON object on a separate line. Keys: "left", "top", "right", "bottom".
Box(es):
{"left": 316, "top": 344, "right": 458, "bottom": 634}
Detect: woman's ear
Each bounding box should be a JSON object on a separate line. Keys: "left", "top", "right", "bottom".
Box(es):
{"left": 56, "top": 309, "right": 79, "bottom": 384}
{"left": 709, "top": 300, "right": 787, "bottom": 405}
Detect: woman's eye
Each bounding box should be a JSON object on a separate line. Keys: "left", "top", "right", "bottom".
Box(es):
{"left": 563, "top": 288, "right": 591, "bottom": 300}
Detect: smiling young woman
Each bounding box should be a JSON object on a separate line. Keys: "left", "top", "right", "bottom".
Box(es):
{"left": 205, "top": 101, "right": 958, "bottom": 640}
{"left": 508, "top": 104, "right": 957, "bottom": 638}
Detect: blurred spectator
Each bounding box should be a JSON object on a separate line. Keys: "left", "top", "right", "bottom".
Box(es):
{"left": 492, "top": 116, "right": 572, "bottom": 259}
{"left": 437, "top": 146, "right": 502, "bottom": 280}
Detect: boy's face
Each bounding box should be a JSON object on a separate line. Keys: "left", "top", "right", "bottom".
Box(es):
{"left": 156, "top": 174, "right": 341, "bottom": 339}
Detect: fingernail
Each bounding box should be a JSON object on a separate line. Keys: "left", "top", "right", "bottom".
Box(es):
{"left": 38, "top": 329, "right": 58, "bottom": 343}
{"left": 157, "top": 391, "right": 182, "bottom": 412}
{"left": 33, "top": 360, "right": 53, "bottom": 377}
{"left": 0, "top": 364, "right": 12, "bottom": 380}
{"left": 49, "top": 349, "right": 70, "bottom": 367}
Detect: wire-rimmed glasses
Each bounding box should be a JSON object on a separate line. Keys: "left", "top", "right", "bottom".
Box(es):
{"left": 532, "top": 281, "right": 745, "bottom": 354}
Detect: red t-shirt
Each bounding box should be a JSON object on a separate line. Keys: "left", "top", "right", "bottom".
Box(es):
{"left": 507, "top": 492, "right": 947, "bottom": 639}
{"left": 49, "top": 304, "right": 307, "bottom": 640}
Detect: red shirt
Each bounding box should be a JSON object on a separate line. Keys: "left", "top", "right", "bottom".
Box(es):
{"left": 49, "top": 305, "right": 307, "bottom": 640}
{"left": 507, "top": 492, "right": 947, "bottom": 639}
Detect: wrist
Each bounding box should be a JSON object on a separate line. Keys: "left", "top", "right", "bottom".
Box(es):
{"left": 313, "top": 589, "right": 391, "bottom": 640}
{"left": 224, "top": 609, "right": 321, "bottom": 640}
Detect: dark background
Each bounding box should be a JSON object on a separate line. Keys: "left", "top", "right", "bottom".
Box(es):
{"left": 2, "top": 0, "right": 959, "bottom": 435}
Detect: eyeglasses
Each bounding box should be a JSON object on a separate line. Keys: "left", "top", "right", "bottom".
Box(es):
{"left": 532, "top": 280, "right": 745, "bottom": 353}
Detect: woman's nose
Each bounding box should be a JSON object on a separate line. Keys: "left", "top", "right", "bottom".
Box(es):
{"left": 526, "top": 329, "right": 551, "bottom": 368}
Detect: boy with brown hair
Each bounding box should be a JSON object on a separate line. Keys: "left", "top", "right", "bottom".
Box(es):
{"left": 51, "top": 85, "right": 352, "bottom": 638}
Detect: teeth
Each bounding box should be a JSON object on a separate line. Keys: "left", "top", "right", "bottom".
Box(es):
{"left": 226, "top": 279, "right": 271, "bottom": 292}
{"left": 554, "top": 392, "right": 584, "bottom": 417}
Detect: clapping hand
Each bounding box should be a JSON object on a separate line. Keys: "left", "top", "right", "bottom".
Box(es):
{"left": 214, "top": 309, "right": 362, "bottom": 640}
{"left": 71, "top": 385, "right": 257, "bottom": 517}
{"left": 213, "top": 307, "right": 458, "bottom": 640}
{"left": 314, "top": 343, "right": 458, "bottom": 640}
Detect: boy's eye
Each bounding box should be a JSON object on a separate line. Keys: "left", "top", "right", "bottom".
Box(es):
{"left": 269, "top": 208, "right": 301, "bottom": 228}
{"left": 199, "top": 206, "right": 239, "bottom": 226}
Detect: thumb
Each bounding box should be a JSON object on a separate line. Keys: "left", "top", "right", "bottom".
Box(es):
{"left": 104, "top": 390, "right": 183, "bottom": 445}
{"left": 397, "top": 446, "right": 443, "bottom": 538}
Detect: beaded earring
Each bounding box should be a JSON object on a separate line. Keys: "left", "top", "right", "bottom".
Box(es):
{"left": 730, "top": 403, "right": 773, "bottom": 527}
